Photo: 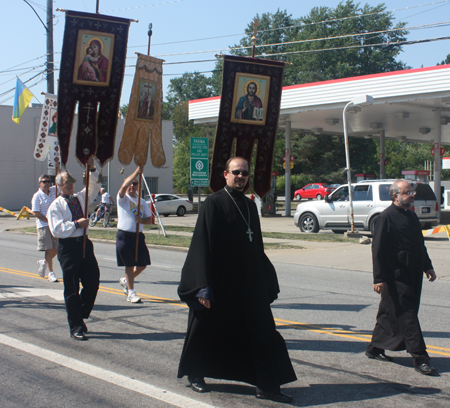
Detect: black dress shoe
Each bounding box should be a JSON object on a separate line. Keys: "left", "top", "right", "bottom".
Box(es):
{"left": 365, "top": 350, "right": 394, "bottom": 362}
{"left": 415, "top": 363, "right": 436, "bottom": 375}
{"left": 70, "top": 331, "right": 87, "bottom": 341}
{"left": 187, "top": 376, "right": 208, "bottom": 393}
{"left": 256, "top": 388, "right": 293, "bottom": 404}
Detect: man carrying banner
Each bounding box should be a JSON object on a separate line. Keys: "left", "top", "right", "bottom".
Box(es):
{"left": 47, "top": 157, "right": 101, "bottom": 340}
{"left": 31, "top": 173, "right": 58, "bottom": 282}
{"left": 116, "top": 166, "right": 152, "bottom": 303}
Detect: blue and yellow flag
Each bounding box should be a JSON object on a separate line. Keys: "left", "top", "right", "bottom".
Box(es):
{"left": 12, "top": 78, "right": 33, "bottom": 124}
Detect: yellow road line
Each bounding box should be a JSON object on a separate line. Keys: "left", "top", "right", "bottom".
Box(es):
{"left": 2, "top": 267, "right": 449, "bottom": 356}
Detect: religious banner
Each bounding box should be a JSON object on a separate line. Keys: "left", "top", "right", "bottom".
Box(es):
{"left": 210, "top": 55, "right": 285, "bottom": 197}
{"left": 118, "top": 53, "right": 165, "bottom": 167}
{"left": 57, "top": 10, "right": 131, "bottom": 166}
{"left": 33, "top": 93, "right": 60, "bottom": 167}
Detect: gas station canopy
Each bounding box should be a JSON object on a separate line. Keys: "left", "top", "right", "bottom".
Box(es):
{"left": 189, "top": 64, "right": 450, "bottom": 145}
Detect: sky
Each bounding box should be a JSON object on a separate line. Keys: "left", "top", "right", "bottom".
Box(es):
{"left": 2, "top": 0, "right": 450, "bottom": 108}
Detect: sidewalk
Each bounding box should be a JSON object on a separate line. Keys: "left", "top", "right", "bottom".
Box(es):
{"left": 2, "top": 210, "right": 449, "bottom": 281}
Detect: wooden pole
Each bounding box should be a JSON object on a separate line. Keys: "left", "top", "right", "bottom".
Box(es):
{"left": 135, "top": 173, "right": 142, "bottom": 262}
{"left": 147, "top": 23, "right": 153, "bottom": 56}
{"left": 83, "top": 162, "right": 90, "bottom": 258}
{"left": 251, "top": 18, "right": 259, "bottom": 58}
{"left": 96, "top": 0, "right": 100, "bottom": 14}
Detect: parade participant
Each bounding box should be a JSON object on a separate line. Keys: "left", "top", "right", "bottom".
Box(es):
{"left": 177, "top": 157, "right": 296, "bottom": 403}
{"left": 31, "top": 173, "right": 58, "bottom": 282}
{"left": 47, "top": 157, "right": 101, "bottom": 340}
{"left": 116, "top": 166, "right": 152, "bottom": 303}
{"left": 366, "top": 180, "right": 437, "bottom": 375}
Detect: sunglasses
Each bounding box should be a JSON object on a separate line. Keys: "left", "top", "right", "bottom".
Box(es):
{"left": 228, "top": 170, "right": 249, "bottom": 177}
{"left": 132, "top": 181, "right": 139, "bottom": 186}
{"left": 40, "top": 180, "right": 51, "bottom": 183}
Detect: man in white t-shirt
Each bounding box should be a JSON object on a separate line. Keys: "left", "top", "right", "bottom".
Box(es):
{"left": 94, "top": 188, "right": 114, "bottom": 224}
{"left": 116, "top": 166, "right": 153, "bottom": 303}
{"left": 31, "top": 174, "right": 58, "bottom": 282}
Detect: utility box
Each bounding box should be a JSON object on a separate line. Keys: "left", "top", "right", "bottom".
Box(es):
{"left": 262, "top": 173, "right": 277, "bottom": 215}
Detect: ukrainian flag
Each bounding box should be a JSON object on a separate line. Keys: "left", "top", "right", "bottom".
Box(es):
{"left": 12, "top": 78, "right": 34, "bottom": 124}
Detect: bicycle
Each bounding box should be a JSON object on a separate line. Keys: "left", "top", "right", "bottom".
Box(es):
{"left": 89, "top": 203, "right": 111, "bottom": 228}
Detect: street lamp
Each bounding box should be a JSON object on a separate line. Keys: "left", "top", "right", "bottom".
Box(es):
{"left": 343, "top": 94, "right": 374, "bottom": 234}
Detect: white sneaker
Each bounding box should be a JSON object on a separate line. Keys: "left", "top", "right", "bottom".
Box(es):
{"left": 47, "top": 271, "right": 58, "bottom": 282}
{"left": 37, "top": 260, "right": 47, "bottom": 277}
{"left": 127, "top": 292, "right": 141, "bottom": 303}
{"left": 119, "top": 277, "right": 128, "bottom": 295}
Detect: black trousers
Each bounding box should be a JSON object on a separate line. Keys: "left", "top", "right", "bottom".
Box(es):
{"left": 57, "top": 237, "right": 100, "bottom": 335}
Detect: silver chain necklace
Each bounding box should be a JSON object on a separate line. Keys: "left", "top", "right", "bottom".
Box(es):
{"left": 224, "top": 187, "right": 253, "bottom": 242}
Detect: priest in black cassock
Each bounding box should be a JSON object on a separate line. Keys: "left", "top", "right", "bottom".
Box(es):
{"left": 177, "top": 157, "right": 296, "bottom": 403}
{"left": 366, "top": 180, "right": 437, "bottom": 375}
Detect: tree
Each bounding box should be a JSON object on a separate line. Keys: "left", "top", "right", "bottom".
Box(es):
{"left": 437, "top": 54, "right": 450, "bottom": 65}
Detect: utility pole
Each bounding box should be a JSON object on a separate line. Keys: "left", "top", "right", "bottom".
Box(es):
{"left": 46, "top": 0, "right": 54, "bottom": 94}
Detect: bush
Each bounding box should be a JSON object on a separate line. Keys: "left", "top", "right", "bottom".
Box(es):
{"left": 276, "top": 174, "right": 315, "bottom": 197}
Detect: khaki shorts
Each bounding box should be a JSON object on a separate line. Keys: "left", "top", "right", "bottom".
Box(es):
{"left": 37, "top": 227, "right": 57, "bottom": 251}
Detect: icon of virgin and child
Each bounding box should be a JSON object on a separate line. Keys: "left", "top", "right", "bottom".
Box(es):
{"left": 77, "top": 38, "right": 109, "bottom": 83}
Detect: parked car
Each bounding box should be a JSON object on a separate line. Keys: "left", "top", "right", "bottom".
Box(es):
{"left": 146, "top": 194, "right": 193, "bottom": 217}
{"left": 294, "top": 183, "right": 336, "bottom": 200}
{"left": 294, "top": 180, "right": 439, "bottom": 234}
{"left": 330, "top": 184, "right": 341, "bottom": 189}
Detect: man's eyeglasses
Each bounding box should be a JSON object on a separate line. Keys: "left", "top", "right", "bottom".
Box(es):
{"left": 132, "top": 181, "right": 139, "bottom": 186}
{"left": 401, "top": 191, "right": 416, "bottom": 196}
{"left": 228, "top": 170, "right": 249, "bottom": 177}
{"left": 40, "top": 180, "right": 51, "bottom": 183}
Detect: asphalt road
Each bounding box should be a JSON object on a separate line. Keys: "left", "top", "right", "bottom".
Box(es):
{"left": 1, "top": 231, "right": 449, "bottom": 407}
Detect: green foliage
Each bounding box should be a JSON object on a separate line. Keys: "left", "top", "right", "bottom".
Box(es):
{"left": 437, "top": 54, "right": 450, "bottom": 65}
{"left": 120, "top": 104, "right": 128, "bottom": 117}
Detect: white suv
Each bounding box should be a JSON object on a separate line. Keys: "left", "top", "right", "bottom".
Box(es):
{"left": 294, "top": 180, "right": 439, "bottom": 234}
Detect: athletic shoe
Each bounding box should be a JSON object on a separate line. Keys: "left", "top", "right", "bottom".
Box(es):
{"left": 127, "top": 292, "right": 141, "bottom": 303}
{"left": 47, "top": 271, "right": 58, "bottom": 282}
{"left": 37, "top": 260, "right": 47, "bottom": 277}
{"left": 119, "top": 277, "right": 128, "bottom": 295}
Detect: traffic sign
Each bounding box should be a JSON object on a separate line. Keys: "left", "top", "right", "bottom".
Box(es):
{"left": 378, "top": 159, "right": 388, "bottom": 166}
{"left": 190, "top": 137, "right": 209, "bottom": 187}
{"left": 431, "top": 146, "right": 445, "bottom": 156}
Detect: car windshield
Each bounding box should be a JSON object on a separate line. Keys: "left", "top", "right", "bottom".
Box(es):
{"left": 322, "top": 185, "right": 332, "bottom": 188}
{"left": 414, "top": 184, "right": 437, "bottom": 200}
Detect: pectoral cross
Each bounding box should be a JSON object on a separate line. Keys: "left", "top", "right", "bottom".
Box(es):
{"left": 246, "top": 226, "right": 253, "bottom": 242}
{"left": 251, "top": 18, "right": 259, "bottom": 58}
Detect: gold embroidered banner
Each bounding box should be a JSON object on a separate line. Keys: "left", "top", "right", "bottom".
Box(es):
{"left": 118, "top": 53, "right": 165, "bottom": 167}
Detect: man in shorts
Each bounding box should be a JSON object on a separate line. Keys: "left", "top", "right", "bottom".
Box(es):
{"left": 31, "top": 174, "right": 58, "bottom": 282}
{"left": 116, "top": 166, "right": 153, "bottom": 303}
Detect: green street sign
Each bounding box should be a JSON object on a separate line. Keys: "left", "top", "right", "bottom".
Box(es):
{"left": 190, "top": 138, "right": 209, "bottom": 186}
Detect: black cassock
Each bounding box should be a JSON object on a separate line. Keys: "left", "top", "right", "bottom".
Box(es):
{"left": 177, "top": 186, "right": 296, "bottom": 392}
{"left": 370, "top": 204, "right": 433, "bottom": 353}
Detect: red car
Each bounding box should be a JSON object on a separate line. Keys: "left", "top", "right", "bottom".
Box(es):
{"left": 294, "top": 183, "right": 335, "bottom": 200}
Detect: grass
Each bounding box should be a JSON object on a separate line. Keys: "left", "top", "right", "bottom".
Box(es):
{"left": 13, "top": 225, "right": 356, "bottom": 248}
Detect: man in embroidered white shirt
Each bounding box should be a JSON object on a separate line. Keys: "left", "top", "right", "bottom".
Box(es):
{"left": 47, "top": 157, "right": 101, "bottom": 341}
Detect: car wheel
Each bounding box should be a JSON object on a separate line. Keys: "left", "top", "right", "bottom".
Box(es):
{"left": 176, "top": 206, "right": 186, "bottom": 216}
{"left": 299, "top": 213, "right": 319, "bottom": 233}
{"left": 369, "top": 215, "right": 379, "bottom": 235}
{"left": 332, "top": 230, "right": 345, "bottom": 234}
{"left": 316, "top": 194, "right": 323, "bottom": 200}
{"left": 295, "top": 194, "right": 301, "bottom": 200}
{"left": 163, "top": 214, "right": 169, "bottom": 217}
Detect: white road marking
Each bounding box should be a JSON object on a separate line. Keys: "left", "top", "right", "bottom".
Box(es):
{"left": 0, "top": 287, "right": 64, "bottom": 301}
{"left": 0, "top": 334, "right": 218, "bottom": 408}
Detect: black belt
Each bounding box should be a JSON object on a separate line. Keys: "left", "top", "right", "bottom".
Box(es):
{"left": 60, "top": 236, "right": 86, "bottom": 242}
{"left": 118, "top": 229, "right": 141, "bottom": 238}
